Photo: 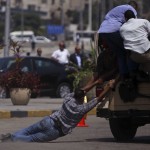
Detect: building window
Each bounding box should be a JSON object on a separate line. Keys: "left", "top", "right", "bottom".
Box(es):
{"left": 15, "top": 0, "right": 22, "bottom": 4}
{"left": 51, "top": 0, "right": 55, "bottom": 5}
{"left": 60, "top": 0, "right": 65, "bottom": 5}
{"left": 41, "top": 0, "right": 47, "bottom": 4}
{"left": 28, "top": 5, "right": 36, "bottom": 11}
{"left": 15, "top": 0, "right": 22, "bottom": 8}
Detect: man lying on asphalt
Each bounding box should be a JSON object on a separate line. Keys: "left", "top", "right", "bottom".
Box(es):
{"left": 0, "top": 79, "right": 115, "bottom": 142}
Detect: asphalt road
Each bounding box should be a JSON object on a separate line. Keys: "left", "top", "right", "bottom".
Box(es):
{"left": 0, "top": 116, "right": 150, "bottom": 150}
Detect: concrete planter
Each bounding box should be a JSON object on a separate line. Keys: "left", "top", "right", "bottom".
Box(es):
{"left": 10, "top": 88, "right": 31, "bottom": 105}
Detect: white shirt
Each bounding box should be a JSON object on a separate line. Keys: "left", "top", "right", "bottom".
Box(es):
{"left": 76, "top": 55, "right": 81, "bottom": 67}
{"left": 120, "top": 18, "right": 150, "bottom": 54}
{"left": 52, "top": 49, "right": 70, "bottom": 64}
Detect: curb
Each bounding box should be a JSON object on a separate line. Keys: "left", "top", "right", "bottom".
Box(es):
{"left": 0, "top": 108, "right": 96, "bottom": 119}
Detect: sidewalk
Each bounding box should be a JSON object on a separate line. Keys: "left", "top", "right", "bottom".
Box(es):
{"left": 0, "top": 97, "right": 96, "bottom": 118}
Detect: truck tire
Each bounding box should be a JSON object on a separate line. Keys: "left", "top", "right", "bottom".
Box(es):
{"left": 109, "top": 118, "right": 137, "bottom": 141}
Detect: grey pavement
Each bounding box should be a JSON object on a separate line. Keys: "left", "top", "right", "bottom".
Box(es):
{"left": 0, "top": 97, "right": 96, "bottom": 118}
{"left": 0, "top": 97, "right": 63, "bottom": 118}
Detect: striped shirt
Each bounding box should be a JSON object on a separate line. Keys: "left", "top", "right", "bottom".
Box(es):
{"left": 50, "top": 93, "right": 98, "bottom": 134}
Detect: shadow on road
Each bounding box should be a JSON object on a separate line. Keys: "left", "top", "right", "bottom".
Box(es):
{"left": 49, "top": 140, "right": 88, "bottom": 143}
{"left": 86, "top": 137, "right": 115, "bottom": 143}
{"left": 86, "top": 136, "right": 150, "bottom": 144}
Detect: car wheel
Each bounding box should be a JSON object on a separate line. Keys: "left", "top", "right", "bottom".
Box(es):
{"left": 56, "top": 83, "right": 72, "bottom": 98}
{"left": 0, "top": 87, "right": 9, "bottom": 98}
{"left": 109, "top": 118, "right": 137, "bottom": 141}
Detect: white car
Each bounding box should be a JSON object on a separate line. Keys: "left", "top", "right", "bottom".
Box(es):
{"left": 34, "top": 36, "right": 51, "bottom": 43}
{"left": 11, "top": 35, "right": 32, "bottom": 43}
{"left": 10, "top": 31, "right": 34, "bottom": 43}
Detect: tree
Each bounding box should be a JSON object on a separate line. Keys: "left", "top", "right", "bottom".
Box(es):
{"left": 92, "top": 1, "right": 100, "bottom": 30}
{"left": 66, "top": 9, "right": 80, "bottom": 24}
{"left": 12, "top": 13, "right": 42, "bottom": 35}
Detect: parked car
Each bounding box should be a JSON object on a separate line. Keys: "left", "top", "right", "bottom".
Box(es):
{"left": 0, "top": 56, "right": 74, "bottom": 98}
{"left": 10, "top": 31, "right": 35, "bottom": 43}
{"left": 34, "top": 36, "right": 51, "bottom": 43}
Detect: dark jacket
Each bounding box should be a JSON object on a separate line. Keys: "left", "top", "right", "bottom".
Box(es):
{"left": 70, "top": 53, "right": 83, "bottom": 67}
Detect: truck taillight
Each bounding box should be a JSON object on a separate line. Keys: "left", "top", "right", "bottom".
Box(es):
{"left": 96, "top": 86, "right": 104, "bottom": 97}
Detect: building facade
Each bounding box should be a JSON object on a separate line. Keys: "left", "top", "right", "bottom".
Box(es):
{"left": 8, "top": 0, "right": 91, "bottom": 20}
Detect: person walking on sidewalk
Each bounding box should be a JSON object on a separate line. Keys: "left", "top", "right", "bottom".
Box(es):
{"left": 51, "top": 41, "right": 70, "bottom": 65}
{"left": 0, "top": 79, "right": 115, "bottom": 142}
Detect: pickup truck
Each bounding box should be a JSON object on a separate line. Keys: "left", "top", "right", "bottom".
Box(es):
{"left": 95, "top": 34, "right": 150, "bottom": 141}
{"left": 96, "top": 79, "right": 150, "bottom": 141}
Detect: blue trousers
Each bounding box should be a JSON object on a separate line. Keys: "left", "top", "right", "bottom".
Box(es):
{"left": 12, "top": 116, "right": 61, "bottom": 142}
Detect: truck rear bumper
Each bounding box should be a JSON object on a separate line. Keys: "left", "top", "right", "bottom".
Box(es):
{"left": 97, "top": 108, "right": 150, "bottom": 119}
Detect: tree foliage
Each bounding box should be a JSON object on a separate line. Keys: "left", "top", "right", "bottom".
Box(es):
{"left": 12, "top": 13, "right": 42, "bottom": 35}
{"left": 66, "top": 9, "right": 79, "bottom": 24}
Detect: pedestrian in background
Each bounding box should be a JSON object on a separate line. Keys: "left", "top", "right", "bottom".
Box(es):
{"left": 76, "top": 34, "right": 80, "bottom": 44}
{"left": 70, "top": 45, "right": 83, "bottom": 69}
{"left": 31, "top": 37, "right": 36, "bottom": 51}
{"left": 26, "top": 52, "right": 30, "bottom": 56}
{"left": 51, "top": 41, "right": 70, "bottom": 65}
{"left": 36, "top": 48, "right": 42, "bottom": 57}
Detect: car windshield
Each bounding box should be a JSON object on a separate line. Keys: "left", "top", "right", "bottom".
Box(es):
{"left": 36, "top": 37, "right": 44, "bottom": 40}
{"left": 7, "top": 60, "right": 16, "bottom": 69}
{"left": 0, "top": 59, "right": 6, "bottom": 70}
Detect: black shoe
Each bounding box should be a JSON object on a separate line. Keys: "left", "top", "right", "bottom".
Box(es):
{"left": 0, "top": 133, "right": 12, "bottom": 142}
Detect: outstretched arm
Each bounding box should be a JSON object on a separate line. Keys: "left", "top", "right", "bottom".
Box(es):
{"left": 81, "top": 79, "right": 115, "bottom": 114}
{"left": 96, "top": 75, "right": 120, "bottom": 102}
{"left": 81, "top": 78, "right": 102, "bottom": 94}
{"left": 96, "top": 80, "right": 115, "bottom": 102}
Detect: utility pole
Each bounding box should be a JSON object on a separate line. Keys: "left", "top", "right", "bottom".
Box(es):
{"left": 88, "top": 0, "right": 92, "bottom": 31}
{"left": 79, "top": 1, "right": 84, "bottom": 31}
{"left": 21, "top": 1, "right": 24, "bottom": 40}
{"left": 4, "top": 0, "right": 10, "bottom": 57}
{"left": 60, "top": 0, "right": 65, "bottom": 40}
{"left": 60, "top": 0, "right": 64, "bottom": 26}
{"left": 100, "top": 0, "right": 106, "bottom": 23}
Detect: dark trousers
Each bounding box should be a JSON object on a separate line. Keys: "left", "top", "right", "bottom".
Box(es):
{"left": 98, "top": 32, "right": 138, "bottom": 75}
